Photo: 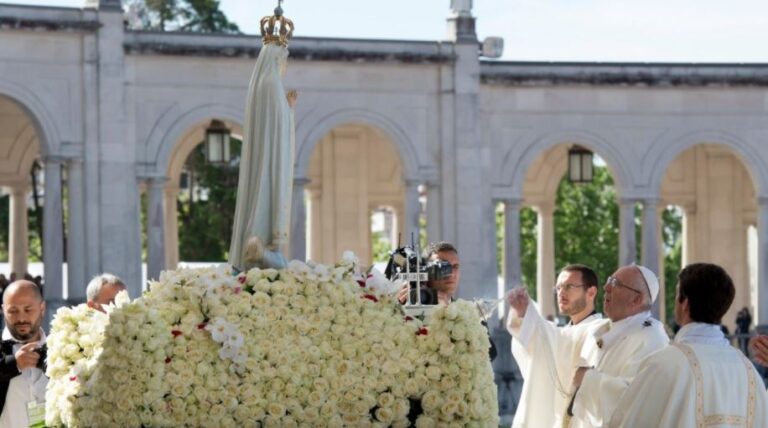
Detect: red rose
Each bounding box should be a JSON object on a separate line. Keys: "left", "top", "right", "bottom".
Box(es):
{"left": 237, "top": 276, "right": 246, "bottom": 284}
{"left": 404, "top": 316, "right": 414, "bottom": 322}
{"left": 171, "top": 329, "right": 182, "bottom": 337}
{"left": 362, "top": 294, "right": 378, "bottom": 303}
{"left": 197, "top": 323, "right": 207, "bottom": 330}
{"left": 416, "top": 327, "right": 429, "bottom": 336}
{"left": 69, "top": 376, "right": 77, "bottom": 381}
{"left": 165, "top": 357, "right": 172, "bottom": 364}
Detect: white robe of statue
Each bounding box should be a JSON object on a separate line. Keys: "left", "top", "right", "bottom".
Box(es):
{"left": 570, "top": 310, "right": 669, "bottom": 427}
{"left": 506, "top": 302, "right": 603, "bottom": 428}
{"left": 609, "top": 323, "right": 768, "bottom": 428}
{"left": 229, "top": 43, "right": 295, "bottom": 270}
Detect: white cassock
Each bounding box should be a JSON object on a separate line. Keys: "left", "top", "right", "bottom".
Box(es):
{"left": 228, "top": 42, "right": 295, "bottom": 270}
{"left": 506, "top": 301, "right": 604, "bottom": 428}
{"left": 569, "top": 310, "right": 669, "bottom": 427}
{"left": 609, "top": 322, "right": 768, "bottom": 428}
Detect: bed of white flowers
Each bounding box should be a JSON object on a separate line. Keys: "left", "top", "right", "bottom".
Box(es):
{"left": 45, "top": 254, "right": 498, "bottom": 427}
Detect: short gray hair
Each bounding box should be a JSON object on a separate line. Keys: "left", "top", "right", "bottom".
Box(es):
{"left": 86, "top": 273, "right": 125, "bottom": 302}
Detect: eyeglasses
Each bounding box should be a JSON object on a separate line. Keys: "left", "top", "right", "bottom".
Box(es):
{"left": 554, "top": 283, "right": 586, "bottom": 293}
{"left": 605, "top": 276, "right": 641, "bottom": 294}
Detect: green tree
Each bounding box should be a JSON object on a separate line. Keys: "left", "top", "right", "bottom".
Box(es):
{"left": 176, "top": 139, "right": 242, "bottom": 261}
{"left": 662, "top": 206, "right": 683, "bottom": 324}
{"left": 553, "top": 166, "right": 620, "bottom": 313}
{"left": 133, "top": 0, "right": 240, "bottom": 33}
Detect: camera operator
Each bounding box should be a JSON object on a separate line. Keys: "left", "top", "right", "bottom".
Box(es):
{"left": 397, "top": 241, "right": 460, "bottom": 305}
{"left": 396, "top": 242, "right": 497, "bottom": 359}
{"left": 0, "top": 280, "right": 47, "bottom": 427}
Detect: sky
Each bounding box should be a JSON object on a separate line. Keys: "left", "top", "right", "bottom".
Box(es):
{"left": 7, "top": 0, "right": 768, "bottom": 63}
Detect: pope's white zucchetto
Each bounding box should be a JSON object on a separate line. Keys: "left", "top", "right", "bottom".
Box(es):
{"left": 633, "top": 264, "right": 659, "bottom": 303}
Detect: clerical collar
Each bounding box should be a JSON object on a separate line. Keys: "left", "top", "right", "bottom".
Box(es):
{"left": 596, "top": 310, "right": 652, "bottom": 350}
{"left": 569, "top": 310, "right": 598, "bottom": 326}
{"left": 674, "top": 322, "right": 729, "bottom": 347}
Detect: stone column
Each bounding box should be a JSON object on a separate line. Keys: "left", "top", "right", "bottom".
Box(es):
{"left": 164, "top": 186, "right": 179, "bottom": 269}
{"left": 536, "top": 202, "right": 557, "bottom": 318}
{"left": 290, "top": 177, "right": 310, "bottom": 261}
{"left": 8, "top": 185, "right": 29, "bottom": 277}
{"left": 43, "top": 156, "right": 65, "bottom": 316}
{"left": 503, "top": 198, "right": 522, "bottom": 292}
{"left": 403, "top": 180, "right": 421, "bottom": 248}
{"left": 641, "top": 198, "right": 661, "bottom": 318}
{"left": 426, "top": 182, "right": 441, "bottom": 245}
{"left": 619, "top": 198, "right": 637, "bottom": 267}
{"left": 66, "top": 158, "right": 87, "bottom": 300}
{"left": 146, "top": 177, "right": 167, "bottom": 281}
{"left": 757, "top": 197, "right": 768, "bottom": 324}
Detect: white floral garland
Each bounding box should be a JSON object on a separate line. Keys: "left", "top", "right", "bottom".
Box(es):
{"left": 46, "top": 254, "right": 499, "bottom": 427}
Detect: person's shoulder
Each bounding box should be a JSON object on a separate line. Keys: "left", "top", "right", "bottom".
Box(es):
{"left": 641, "top": 344, "right": 690, "bottom": 375}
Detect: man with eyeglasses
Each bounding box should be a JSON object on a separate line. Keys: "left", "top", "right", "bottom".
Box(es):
{"left": 508, "top": 264, "right": 668, "bottom": 427}
{"left": 506, "top": 264, "right": 603, "bottom": 428}
{"left": 609, "top": 263, "right": 767, "bottom": 427}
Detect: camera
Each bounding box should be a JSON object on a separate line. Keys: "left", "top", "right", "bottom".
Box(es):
{"left": 384, "top": 245, "right": 453, "bottom": 305}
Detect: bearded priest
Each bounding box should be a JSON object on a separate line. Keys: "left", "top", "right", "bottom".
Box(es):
{"left": 609, "top": 263, "right": 768, "bottom": 428}
{"left": 505, "top": 264, "right": 603, "bottom": 428}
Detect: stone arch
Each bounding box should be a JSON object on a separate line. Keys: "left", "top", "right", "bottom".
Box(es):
{"left": 0, "top": 82, "right": 59, "bottom": 157}
{"left": 295, "top": 108, "right": 432, "bottom": 183}
{"left": 646, "top": 130, "right": 768, "bottom": 197}
{"left": 145, "top": 103, "right": 244, "bottom": 174}
{"left": 497, "top": 130, "right": 632, "bottom": 197}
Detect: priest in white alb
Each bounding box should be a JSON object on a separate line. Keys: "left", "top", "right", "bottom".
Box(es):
{"left": 609, "top": 263, "right": 768, "bottom": 428}
{"left": 566, "top": 265, "right": 669, "bottom": 427}
{"left": 505, "top": 264, "right": 603, "bottom": 428}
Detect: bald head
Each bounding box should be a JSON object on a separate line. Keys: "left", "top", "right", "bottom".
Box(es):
{"left": 2, "top": 280, "right": 45, "bottom": 342}
{"left": 3, "top": 280, "right": 43, "bottom": 305}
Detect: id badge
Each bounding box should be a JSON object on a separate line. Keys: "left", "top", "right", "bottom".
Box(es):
{"left": 26, "top": 400, "right": 45, "bottom": 428}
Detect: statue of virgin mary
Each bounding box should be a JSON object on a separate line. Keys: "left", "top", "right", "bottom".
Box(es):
{"left": 229, "top": 8, "right": 295, "bottom": 270}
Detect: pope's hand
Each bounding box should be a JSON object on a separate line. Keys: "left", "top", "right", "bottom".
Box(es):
{"left": 506, "top": 287, "right": 529, "bottom": 317}
{"left": 15, "top": 342, "right": 40, "bottom": 370}
{"left": 751, "top": 335, "right": 768, "bottom": 366}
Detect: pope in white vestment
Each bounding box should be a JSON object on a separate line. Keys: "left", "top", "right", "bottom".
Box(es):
{"left": 509, "top": 264, "right": 669, "bottom": 428}
{"left": 609, "top": 323, "right": 768, "bottom": 428}
{"left": 569, "top": 310, "right": 668, "bottom": 427}
{"left": 609, "top": 263, "right": 768, "bottom": 428}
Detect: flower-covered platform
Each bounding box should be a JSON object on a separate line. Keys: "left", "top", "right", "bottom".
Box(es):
{"left": 45, "top": 255, "right": 498, "bottom": 427}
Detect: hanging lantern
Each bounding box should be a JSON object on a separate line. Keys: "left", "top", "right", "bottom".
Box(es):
{"left": 205, "top": 120, "right": 231, "bottom": 165}
{"left": 568, "top": 145, "right": 594, "bottom": 184}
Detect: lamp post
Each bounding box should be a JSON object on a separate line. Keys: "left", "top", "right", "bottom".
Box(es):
{"left": 205, "top": 120, "right": 231, "bottom": 165}
{"left": 568, "top": 145, "right": 594, "bottom": 184}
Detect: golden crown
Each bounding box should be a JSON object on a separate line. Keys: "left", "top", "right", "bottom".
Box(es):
{"left": 261, "top": 3, "right": 294, "bottom": 48}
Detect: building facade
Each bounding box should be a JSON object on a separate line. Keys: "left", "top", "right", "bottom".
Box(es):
{"left": 2, "top": 0, "right": 768, "bottom": 335}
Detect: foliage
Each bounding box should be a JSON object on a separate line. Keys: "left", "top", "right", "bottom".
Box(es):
{"left": 126, "top": 0, "right": 240, "bottom": 33}
{"left": 371, "top": 231, "right": 391, "bottom": 264}
{"left": 662, "top": 207, "right": 683, "bottom": 324}
{"left": 553, "top": 167, "right": 620, "bottom": 313}
{"left": 177, "top": 139, "right": 242, "bottom": 261}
